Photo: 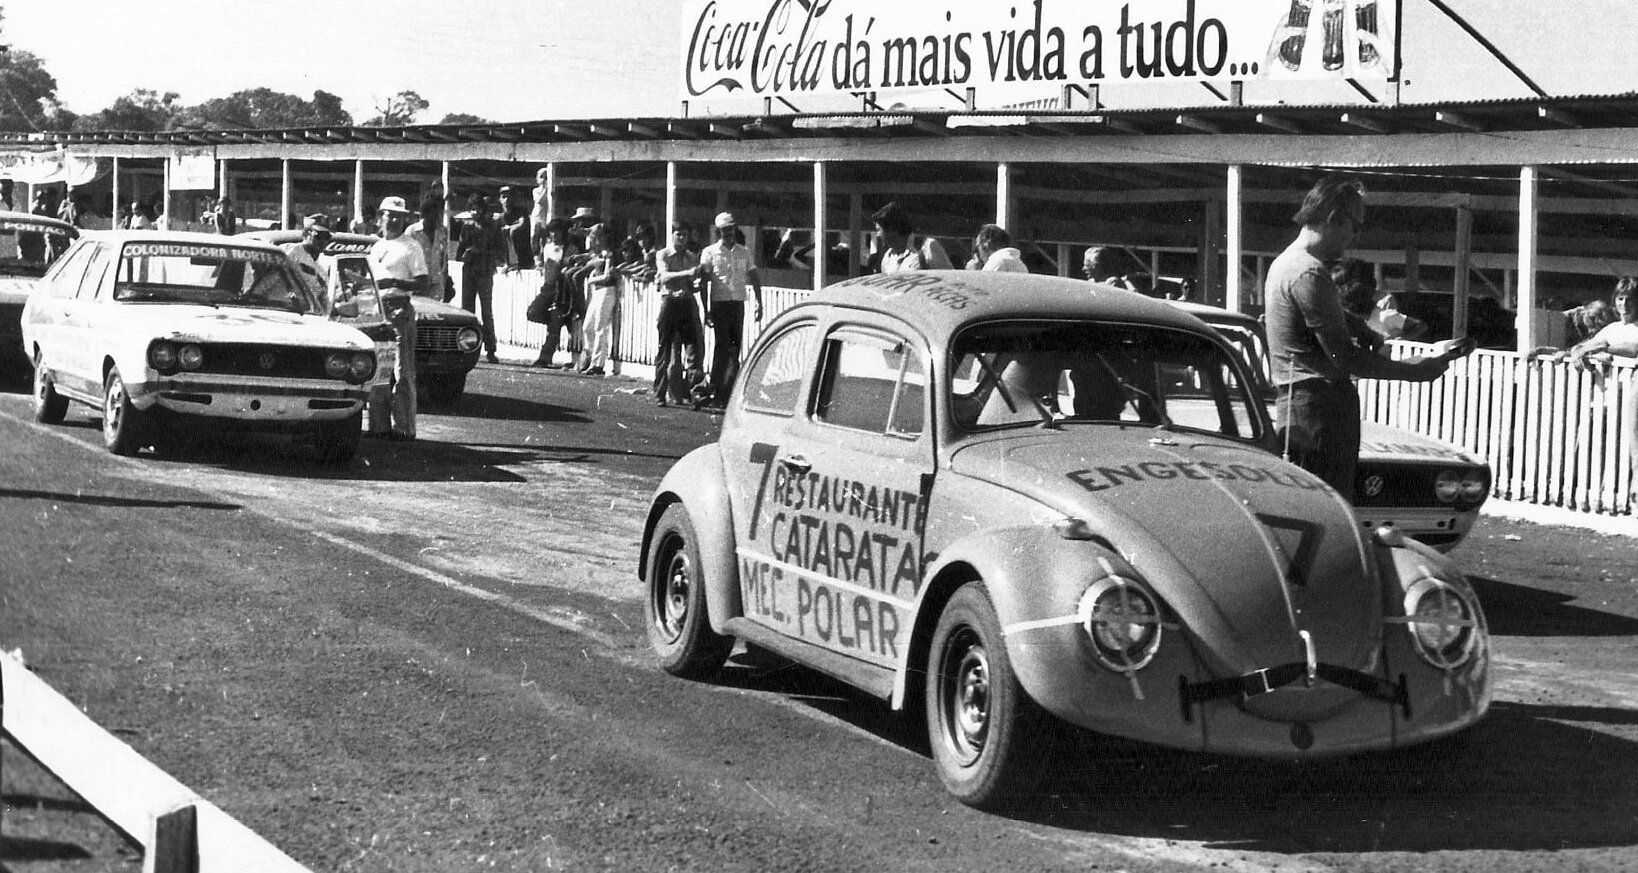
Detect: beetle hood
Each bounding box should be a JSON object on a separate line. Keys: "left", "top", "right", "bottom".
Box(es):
{"left": 947, "top": 429, "right": 1381, "bottom": 681}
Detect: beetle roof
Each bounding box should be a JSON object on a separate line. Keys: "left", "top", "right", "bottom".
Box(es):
{"left": 808, "top": 271, "right": 1221, "bottom": 340}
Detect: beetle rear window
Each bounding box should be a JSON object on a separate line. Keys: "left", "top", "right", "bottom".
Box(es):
{"left": 950, "top": 320, "right": 1261, "bottom": 439}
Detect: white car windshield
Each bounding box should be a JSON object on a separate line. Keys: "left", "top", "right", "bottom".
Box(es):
{"left": 113, "top": 242, "right": 320, "bottom": 314}
{"left": 950, "top": 319, "right": 1264, "bottom": 440}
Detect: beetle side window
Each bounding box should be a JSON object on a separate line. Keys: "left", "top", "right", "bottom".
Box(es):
{"left": 813, "top": 331, "right": 925, "bottom": 438}
{"left": 740, "top": 322, "right": 816, "bottom": 416}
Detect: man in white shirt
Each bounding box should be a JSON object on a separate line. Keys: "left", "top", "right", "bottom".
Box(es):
{"left": 367, "top": 196, "right": 428, "bottom": 441}
{"left": 972, "top": 224, "right": 1028, "bottom": 273}
{"left": 281, "top": 214, "right": 333, "bottom": 309}
{"left": 408, "top": 190, "right": 450, "bottom": 302}
{"left": 699, "top": 211, "right": 764, "bottom": 410}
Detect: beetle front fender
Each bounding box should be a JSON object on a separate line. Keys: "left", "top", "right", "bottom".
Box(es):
{"left": 640, "top": 444, "right": 743, "bottom": 635}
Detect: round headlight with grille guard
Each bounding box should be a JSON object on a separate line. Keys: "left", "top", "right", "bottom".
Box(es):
{"left": 1078, "top": 576, "right": 1164, "bottom": 672}
{"left": 1402, "top": 577, "right": 1479, "bottom": 668}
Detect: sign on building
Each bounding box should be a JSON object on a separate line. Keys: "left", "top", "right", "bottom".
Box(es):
{"left": 167, "top": 152, "right": 216, "bottom": 191}
{"left": 681, "top": 0, "right": 1396, "bottom": 101}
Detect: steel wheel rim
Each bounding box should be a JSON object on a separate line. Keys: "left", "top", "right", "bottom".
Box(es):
{"left": 34, "top": 362, "right": 48, "bottom": 407}
{"left": 654, "top": 535, "right": 691, "bottom": 644}
{"left": 104, "top": 375, "right": 124, "bottom": 439}
{"left": 938, "top": 626, "right": 990, "bottom": 766}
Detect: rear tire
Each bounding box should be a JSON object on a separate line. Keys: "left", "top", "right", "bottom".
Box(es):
{"left": 645, "top": 503, "right": 733, "bottom": 679}
{"left": 33, "top": 352, "right": 67, "bottom": 424}
{"left": 102, "top": 368, "right": 148, "bottom": 456}
{"left": 926, "top": 582, "right": 1058, "bottom": 810}
{"left": 314, "top": 411, "right": 362, "bottom": 464}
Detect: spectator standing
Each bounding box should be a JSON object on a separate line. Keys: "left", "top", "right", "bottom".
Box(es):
{"left": 577, "top": 223, "right": 620, "bottom": 375}
{"left": 532, "top": 218, "right": 579, "bottom": 368}
{"left": 456, "top": 192, "right": 505, "bottom": 363}
{"left": 872, "top": 202, "right": 952, "bottom": 273}
{"left": 970, "top": 224, "right": 1027, "bottom": 273}
{"left": 281, "top": 214, "right": 334, "bottom": 309}
{"left": 19, "top": 191, "right": 53, "bottom": 263}
{"left": 1567, "top": 299, "right": 1616, "bottom": 346}
{"left": 699, "top": 211, "right": 763, "bottom": 410}
{"left": 409, "top": 192, "right": 451, "bottom": 302}
{"left": 652, "top": 220, "right": 705, "bottom": 407}
{"left": 213, "top": 197, "right": 238, "bottom": 235}
{"left": 129, "top": 202, "right": 156, "bottom": 230}
{"left": 1082, "top": 246, "right": 1130, "bottom": 287}
{"left": 500, "top": 186, "right": 533, "bottom": 271}
{"left": 366, "top": 196, "right": 428, "bottom": 441}
{"left": 1265, "top": 176, "right": 1471, "bottom": 500}
{"left": 1569, "top": 278, "right": 1638, "bottom": 510}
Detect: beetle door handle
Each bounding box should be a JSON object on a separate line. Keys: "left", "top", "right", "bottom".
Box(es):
{"left": 778, "top": 453, "right": 811, "bottom": 475}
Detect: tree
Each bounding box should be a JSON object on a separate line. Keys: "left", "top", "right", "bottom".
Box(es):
{"left": 361, "top": 90, "right": 429, "bottom": 127}
{"left": 438, "top": 112, "right": 494, "bottom": 126}
{"left": 0, "top": 48, "right": 74, "bottom": 132}
{"left": 72, "top": 89, "right": 179, "bottom": 132}
{"left": 171, "top": 88, "right": 353, "bottom": 130}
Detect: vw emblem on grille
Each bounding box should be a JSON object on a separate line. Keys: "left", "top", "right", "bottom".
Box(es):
{"left": 1363, "top": 475, "right": 1386, "bottom": 497}
{"left": 258, "top": 352, "right": 277, "bottom": 371}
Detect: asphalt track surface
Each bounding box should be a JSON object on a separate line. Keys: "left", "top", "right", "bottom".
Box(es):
{"left": 0, "top": 360, "right": 1636, "bottom": 872}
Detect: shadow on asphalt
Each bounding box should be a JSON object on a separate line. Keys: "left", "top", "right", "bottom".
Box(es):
{"left": 710, "top": 647, "right": 1638, "bottom": 855}
{"left": 0, "top": 487, "right": 240, "bottom": 512}
{"left": 1469, "top": 574, "right": 1638, "bottom": 637}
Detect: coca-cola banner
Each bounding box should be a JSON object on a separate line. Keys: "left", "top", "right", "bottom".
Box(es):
{"left": 682, "top": 0, "right": 1395, "bottom": 100}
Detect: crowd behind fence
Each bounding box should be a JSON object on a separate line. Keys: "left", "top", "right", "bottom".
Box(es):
{"left": 471, "top": 266, "right": 1636, "bottom": 520}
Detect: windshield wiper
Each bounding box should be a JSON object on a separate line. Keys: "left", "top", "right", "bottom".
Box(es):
{"left": 972, "top": 354, "right": 1060, "bottom": 429}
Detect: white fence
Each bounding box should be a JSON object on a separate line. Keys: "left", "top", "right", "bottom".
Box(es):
{"left": 477, "top": 268, "right": 1635, "bottom": 520}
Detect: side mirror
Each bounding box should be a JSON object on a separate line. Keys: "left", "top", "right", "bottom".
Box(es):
{"left": 333, "top": 300, "right": 359, "bottom": 318}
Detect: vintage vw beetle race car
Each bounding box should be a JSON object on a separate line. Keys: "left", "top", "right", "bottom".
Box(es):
{"left": 0, "top": 209, "right": 77, "bottom": 377}
{"left": 639, "top": 271, "right": 1490, "bottom": 809}
{"left": 247, "top": 231, "right": 483, "bottom": 405}
{"left": 22, "top": 231, "right": 377, "bottom": 462}
{"left": 1173, "top": 302, "right": 1491, "bottom": 551}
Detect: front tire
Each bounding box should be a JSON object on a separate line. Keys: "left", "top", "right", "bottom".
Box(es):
{"left": 102, "top": 368, "right": 149, "bottom": 456}
{"left": 926, "top": 582, "right": 1058, "bottom": 810}
{"left": 645, "top": 503, "right": 733, "bottom": 679}
{"left": 33, "top": 352, "right": 67, "bottom": 424}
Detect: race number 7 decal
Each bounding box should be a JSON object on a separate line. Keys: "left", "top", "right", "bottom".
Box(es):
{"left": 745, "top": 442, "right": 779, "bottom": 539}
{"left": 1254, "top": 513, "right": 1324, "bottom": 588}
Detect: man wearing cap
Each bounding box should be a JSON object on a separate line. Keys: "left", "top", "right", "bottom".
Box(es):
{"left": 367, "top": 196, "right": 428, "bottom": 441}
{"left": 282, "top": 215, "right": 334, "bottom": 309}
{"left": 698, "top": 211, "right": 763, "bottom": 410}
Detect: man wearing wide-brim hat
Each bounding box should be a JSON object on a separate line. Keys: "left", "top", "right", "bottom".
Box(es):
{"left": 366, "top": 195, "right": 427, "bottom": 441}
{"left": 697, "top": 210, "right": 763, "bottom": 410}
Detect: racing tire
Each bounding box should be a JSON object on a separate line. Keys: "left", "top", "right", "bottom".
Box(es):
{"left": 313, "top": 411, "right": 363, "bottom": 464}
{"left": 102, "top": 368, "right": 149, "bottom": 456}
{"left": 421, "top": 373, "right": 467, "bottom": 407}
{"left": 646, "top": 503, "right": 733, "bottom": 679}
{"left": 926, "top": 582, "right": 1058, "bottom": 810}
{"left": 33, "top": 353, "right": 67, "bottom": 424}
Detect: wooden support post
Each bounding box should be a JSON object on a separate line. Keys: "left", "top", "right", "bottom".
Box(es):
{"left": 280, "top": 159, "right": 292, "bottom": 230}
{"left": 1225, "top": 164, "right": 1244, "bottom": 313}
{"left": 1201, "top": 196, "right": 1222, "bottom": 307}
{"left": 545, "top": 162, "right": 558, "bottom": 223}
{"left": 665, "top": 162, "right": 678, "bottom": 235}
{"left": 813, "top": 161, "right": 827, "bottom": 292}
{"left": 995, "top": 163, "right": 1013, "bottom": 231}
{"left": 353, "top": 160, "right": 365, "bottom": 230}
{"left": 1452, "top": 202, "right": 1473, "bottom": 340}
{"left": 112, "top": 157, "right": 121, "bottom": 229}
{"left": 148, "top": 805, "right": 199, "bottom": 873}
{"left": 218, "top": 159, "right": 228, "bottom": 203}
{"left": 1517, "top": 166, "right": 1540, "bottom": 355}
{"left": 161, "top": 159, "right": 172, "bottom": 230}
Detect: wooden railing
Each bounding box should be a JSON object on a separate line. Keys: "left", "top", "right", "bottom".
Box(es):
{"left": 476, "top": 269, "right": 1635, "bottom": 519}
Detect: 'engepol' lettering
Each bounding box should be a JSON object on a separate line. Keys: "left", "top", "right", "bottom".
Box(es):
{"left": 1068, "top": 462, "right": 1325, "bottom": 493}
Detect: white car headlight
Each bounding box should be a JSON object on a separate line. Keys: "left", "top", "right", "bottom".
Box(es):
{"left": 1078, "top": 574, "right": 1164, "bottom": 672}
{"left": 148, "top": 341, "right": 177, "bottom": 370}
{"left": 1402, "top": 577, "right": 1480, "bottom": 669}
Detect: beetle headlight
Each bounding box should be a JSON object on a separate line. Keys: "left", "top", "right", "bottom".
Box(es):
{"left": 456, "top": 327, "right": 481, "bottom": 352}
{"left": 1078, "top": 575, "right": 1164, "bottom": 672}
{"left": 1402, "top": 577, "right": 1479, "bottom": 669}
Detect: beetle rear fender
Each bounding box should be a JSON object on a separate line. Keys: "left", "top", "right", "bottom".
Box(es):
{"left": 898, "top": 528, "right": 1128, "bottom": 710}
{"left": 640, "top": 444, "right": 743, "bottom": 635}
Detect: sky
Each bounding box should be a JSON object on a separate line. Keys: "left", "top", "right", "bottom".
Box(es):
{"left": 8, "top": 1, "right": 1638, "bottom": 125}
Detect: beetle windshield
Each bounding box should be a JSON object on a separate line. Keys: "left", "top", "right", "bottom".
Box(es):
{"left": 113, "top": 242, "right": 320, "bottom": 314}
{"left": 949, "top": 320, "right": 1264, "bottom": 440}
